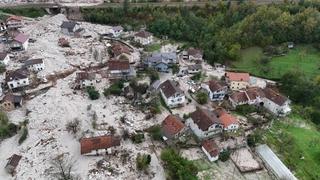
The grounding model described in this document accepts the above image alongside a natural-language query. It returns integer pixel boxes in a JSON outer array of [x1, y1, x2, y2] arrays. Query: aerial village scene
[[0, 1, 319, 180]]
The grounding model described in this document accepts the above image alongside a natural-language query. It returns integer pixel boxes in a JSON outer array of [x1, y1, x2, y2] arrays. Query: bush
[[66, 118, 81, 135], [196, 91, 208, 104], [161, 148, 198, 180], [104, 80, 124, 96], [0, 64, 6, 73], [86, 86, 100, 100], [18, 127, 28, 144], [219, 149, 230, 162], [131, 133, 145, 143], [172, 64, 179, 74], [247, 132, 262, 147], [130, 79, 148, 94], [191, 72, 202, 81], [235, 105, 257, 115], [136, 153, 151, 171], [148, 125, 162, 141], [146, 68, 159, 83]]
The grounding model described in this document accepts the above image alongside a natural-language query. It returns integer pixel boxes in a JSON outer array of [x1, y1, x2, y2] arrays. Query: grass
[[145, 43, 161, 52], [0, 7, 47, 18], [233, 45, 320, 79], [264, 117, 320, 180]]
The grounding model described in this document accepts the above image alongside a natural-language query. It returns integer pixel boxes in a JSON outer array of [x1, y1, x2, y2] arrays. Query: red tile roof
[[190, 107, 221, 131], [230, 91, 248, 104], [202, 140, 219, 157], [108, 60, 130, 71], [161, 115, 185, 138], [80, 135, 120, 155], [226, 72, 250, 82], [214, 108, 238, 128]]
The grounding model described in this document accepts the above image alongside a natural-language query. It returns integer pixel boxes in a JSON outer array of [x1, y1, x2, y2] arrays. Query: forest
[[81, 1, 320, 65]]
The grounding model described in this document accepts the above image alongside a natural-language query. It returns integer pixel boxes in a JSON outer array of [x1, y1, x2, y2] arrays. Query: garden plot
[[231, 148, 262, 173]]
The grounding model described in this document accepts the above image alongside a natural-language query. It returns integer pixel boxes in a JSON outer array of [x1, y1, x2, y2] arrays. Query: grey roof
[[146, 52, 176, 64], [5, 154, 22, 168], [60, 21, 78, 32], [159, 80, 183, 98], [3, 94, 22, 104], [188, 64, 202, 71], [24, 59, 43, 66], [256, 144, 297, 180], [5, 68, 29, 82]]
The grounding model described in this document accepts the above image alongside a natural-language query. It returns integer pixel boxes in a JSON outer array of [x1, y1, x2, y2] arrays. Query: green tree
[[136, 153, 151, 171], [86, 86, 100, 100], [196, 92, 208, 104], [161, 148, 198, 180]]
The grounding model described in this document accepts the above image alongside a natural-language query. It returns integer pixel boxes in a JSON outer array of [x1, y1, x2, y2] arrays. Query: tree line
[[82, 1, 320, 64]]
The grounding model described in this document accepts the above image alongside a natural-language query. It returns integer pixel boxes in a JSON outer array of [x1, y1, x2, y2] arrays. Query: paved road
[[0, 0, 296, 9]]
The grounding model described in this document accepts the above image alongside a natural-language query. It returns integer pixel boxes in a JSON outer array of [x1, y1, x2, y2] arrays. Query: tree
[[123, 0, 129, 15], [136, 153, 151, 171], [51, 154, 77, 180], [171, 64, 179, 74], [219, 149, 230, 162], [148, 125, 162, 141], [66, 118, 81, 135], [161, 148, 198, 180], [104, 80, 124, 96], [86, 86, 100, 100], [196, 91, 208, 104]]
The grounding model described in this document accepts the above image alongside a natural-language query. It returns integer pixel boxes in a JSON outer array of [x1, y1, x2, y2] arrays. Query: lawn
[[145, 43, 161, 52], [264, 119, 320, 180], [0, 7, 47, 18], [233, 45, 320, 80]]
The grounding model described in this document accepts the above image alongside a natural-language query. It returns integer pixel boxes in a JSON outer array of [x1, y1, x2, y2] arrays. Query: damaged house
[[108, 60, 135, 80], [1, 94, 23, 111], [111, 42, 134, 63], [161, 114, 187, 141], [75, 71, 96, 89], [80, 135, 121, 155], [159, 80, 185, 108], [23, 58, 45, 72], [6, 68, 30, 89], [10, 33, 29, 51], [6, 16, 23, 29], [134, 30, 153, 45], [60, 21, 83, 36]]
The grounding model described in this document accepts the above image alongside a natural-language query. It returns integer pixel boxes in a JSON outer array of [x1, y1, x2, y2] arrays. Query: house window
[[23, 81, 26, 84], [10, 84, 13, 88]]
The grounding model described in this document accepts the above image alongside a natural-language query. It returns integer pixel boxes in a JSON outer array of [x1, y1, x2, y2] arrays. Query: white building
[[186, 107, 223, 139], [110, 26, 123, 37], [75, 71, 96, 89], [0, 52, 10, 65], [134, 30, 153, 45], [213, 108, 239, 132], [201, 80, 228, 101], [6, 16, 23, 29], [5, 68, 29, 89], [60, 21, 82, 36], [10, 33, 29, 51], [159, 80, 185, 108], [202, 140, 219, 162], [261, 88, 291, 116], [187, 64, 202, 74], [24, 59, 45, 72], [225, 72, 250, 91]]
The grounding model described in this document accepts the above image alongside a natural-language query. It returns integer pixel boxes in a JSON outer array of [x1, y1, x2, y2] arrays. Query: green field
[[0, 7, 47, 18], [264, 116, 320, 180], [233, 45, 320, 79]]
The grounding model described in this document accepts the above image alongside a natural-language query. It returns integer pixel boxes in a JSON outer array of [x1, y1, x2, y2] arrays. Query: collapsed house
[[60, 21, 83, 36], [108, 60, 135, 80], [134, 30, 153, 45], [75, 71, 96, 89], [0, 93, 23, 111], [5, 154, 22, 175]]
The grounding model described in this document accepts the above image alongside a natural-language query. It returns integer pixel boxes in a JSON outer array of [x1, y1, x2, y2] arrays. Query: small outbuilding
[[5, 154, 22, 175]]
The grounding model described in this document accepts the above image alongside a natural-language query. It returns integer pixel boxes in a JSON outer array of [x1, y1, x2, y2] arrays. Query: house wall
[[7, 78, 29, 89], [189, 55, 203, 61], [202, 84, 226, 101], [7, 20, 22, 29], [27, 63, 45, 72], [154, 63, 169, 72], [160, 90, 185, 108], [186, 118, 222, 139], [224, 123, 239, 131], [188, 69, 200, 74], [80, 79, 95, 88], [111, 29, 123, 37], [228, 96, 248, 107], [134, 36, 153, 45], [22, 41, 29, 50], [230, 81, 249, 91], [0, 55, 10, 65], [201, 146, 219, 162], [262, 98, 291, 116]]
